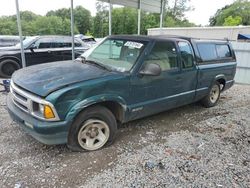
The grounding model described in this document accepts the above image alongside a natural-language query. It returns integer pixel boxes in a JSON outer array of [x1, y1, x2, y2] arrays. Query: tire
[[67, 105, 117, 152], [201, 81, 221, 108], [0, 59, 20, 78]]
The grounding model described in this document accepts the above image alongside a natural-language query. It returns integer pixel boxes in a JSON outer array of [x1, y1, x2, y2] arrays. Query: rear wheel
[[201, 81, 221, 108], [67, 106, 117, 152], [0, 59, 20, 78]]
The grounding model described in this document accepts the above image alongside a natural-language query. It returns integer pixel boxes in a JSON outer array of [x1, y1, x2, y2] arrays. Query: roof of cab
[[107, 35, 229, 44], [108, 34, 191, 42]]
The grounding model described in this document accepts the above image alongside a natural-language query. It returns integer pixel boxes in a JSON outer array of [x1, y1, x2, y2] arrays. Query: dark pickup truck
[[7, 35, 236, 151]]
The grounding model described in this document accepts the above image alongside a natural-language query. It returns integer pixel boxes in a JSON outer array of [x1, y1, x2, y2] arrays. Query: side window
[[197, 43, 217, 61], [216, 44, 232, 58], [178, 41, 194, 69], [34, 38, 53, 49], [52, 37, 71, 48], [145, 41, 178, 71]]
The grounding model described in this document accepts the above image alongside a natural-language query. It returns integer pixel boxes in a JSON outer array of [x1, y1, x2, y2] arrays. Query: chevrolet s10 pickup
[[7, 35, 236, 151]]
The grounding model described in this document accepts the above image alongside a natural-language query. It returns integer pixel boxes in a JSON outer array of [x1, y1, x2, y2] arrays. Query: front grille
[[10, 82, 30, 113]]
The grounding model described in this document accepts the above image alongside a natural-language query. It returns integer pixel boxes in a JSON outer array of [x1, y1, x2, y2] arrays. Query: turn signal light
[[44, 105, 55, 119]]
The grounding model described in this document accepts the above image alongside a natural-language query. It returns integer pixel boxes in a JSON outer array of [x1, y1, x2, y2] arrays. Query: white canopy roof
[[99, 0, 163, 13]]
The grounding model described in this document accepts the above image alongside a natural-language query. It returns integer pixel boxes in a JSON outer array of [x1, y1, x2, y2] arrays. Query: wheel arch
[[0, 56, 21, 66], [214, 74, 226, 91], [65, 95, 127, 124]]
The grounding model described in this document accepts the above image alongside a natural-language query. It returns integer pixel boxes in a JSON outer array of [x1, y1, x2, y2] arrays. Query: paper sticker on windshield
[[124, 41, 144, 49]]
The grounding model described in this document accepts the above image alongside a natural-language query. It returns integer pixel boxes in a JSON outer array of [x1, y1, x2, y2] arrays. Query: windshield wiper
[[84, 59, 112, 72]]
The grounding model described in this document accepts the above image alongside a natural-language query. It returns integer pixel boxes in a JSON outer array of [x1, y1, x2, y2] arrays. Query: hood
[[12, 61, 114, 97]]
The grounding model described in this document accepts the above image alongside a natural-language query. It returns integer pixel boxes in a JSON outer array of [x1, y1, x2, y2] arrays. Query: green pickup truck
[[7, 35, 236, 151]]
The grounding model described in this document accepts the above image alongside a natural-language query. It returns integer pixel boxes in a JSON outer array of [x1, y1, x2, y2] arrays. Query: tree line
[[0, 0, 249, 37], [0, 0, 195, 37], [209, 0, 250, 26]]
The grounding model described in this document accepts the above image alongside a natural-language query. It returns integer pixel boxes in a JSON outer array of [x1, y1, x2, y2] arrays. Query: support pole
[[109, 0, 112, 35], [137, 0, 141, 35], [70, 0, 75, 60], [160, 0, 164, 28], [15, 0, 26, 68]]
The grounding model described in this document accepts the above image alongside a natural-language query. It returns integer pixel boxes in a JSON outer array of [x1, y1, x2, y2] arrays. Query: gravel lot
[[0, 81, 249, 187]]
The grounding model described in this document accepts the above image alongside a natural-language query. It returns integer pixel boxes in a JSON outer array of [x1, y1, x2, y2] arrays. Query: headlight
[[32, 102, 58, 121]]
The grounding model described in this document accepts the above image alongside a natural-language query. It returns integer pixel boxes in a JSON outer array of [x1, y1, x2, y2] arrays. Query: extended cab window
[[197, 43, 232, 62], [197, 43, 217, 61], [178, 41, 194, 69], [145, 41, 178, 71], [216, 44, 231, 58]]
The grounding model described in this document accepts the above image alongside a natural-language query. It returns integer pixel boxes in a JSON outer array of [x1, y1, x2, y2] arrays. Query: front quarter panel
[[45, 74, 130, 122]]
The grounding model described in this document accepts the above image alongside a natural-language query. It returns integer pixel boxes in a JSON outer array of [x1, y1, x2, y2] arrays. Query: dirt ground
[[0, 81, 249, 187]]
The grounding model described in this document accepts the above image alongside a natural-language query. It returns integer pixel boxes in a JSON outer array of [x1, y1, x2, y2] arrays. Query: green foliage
[[85, 30, 93, 36], [93, 10, 109, 38], [112, 7, 137, 35], [210, 0, 250, 26], [46, 6, 91, 34], [0, 1, 195, 37], [141, 13, 159, 34], [32, 16, 78, 35], [74, 6, 92, 35], [164, 14, 195, 27], [223, 16, 243, 26], [0, 17, 18, 35]]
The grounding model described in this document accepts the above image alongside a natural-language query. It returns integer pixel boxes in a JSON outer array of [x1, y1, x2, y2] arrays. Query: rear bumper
[[223, 80, 235, 91], [7, 94, 72, 145]]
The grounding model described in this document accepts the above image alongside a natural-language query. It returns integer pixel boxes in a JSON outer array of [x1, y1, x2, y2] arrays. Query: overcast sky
[[1, 0, 235, 26]]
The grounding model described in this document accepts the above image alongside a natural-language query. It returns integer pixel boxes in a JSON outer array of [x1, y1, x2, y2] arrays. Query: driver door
[[25, 37, 55, 66], [129, 40, 182, 119]]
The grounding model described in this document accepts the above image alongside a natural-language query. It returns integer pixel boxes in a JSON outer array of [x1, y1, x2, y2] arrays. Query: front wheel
[[201, 81, 221, 108], [67, 106, 117, 152]]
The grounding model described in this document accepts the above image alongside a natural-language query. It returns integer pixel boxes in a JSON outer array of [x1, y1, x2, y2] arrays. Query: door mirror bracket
[[28, 43, 37, 52]]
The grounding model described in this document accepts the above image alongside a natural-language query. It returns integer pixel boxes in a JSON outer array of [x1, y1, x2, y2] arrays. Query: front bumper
[[7, 94, 72, 145]]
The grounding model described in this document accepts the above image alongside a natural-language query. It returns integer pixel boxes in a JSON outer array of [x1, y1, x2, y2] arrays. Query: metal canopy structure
[[15, 0, 26, 67], [99, 0, 165, 35], [101, 0, 163, 13], [14, 0, 165, 67]]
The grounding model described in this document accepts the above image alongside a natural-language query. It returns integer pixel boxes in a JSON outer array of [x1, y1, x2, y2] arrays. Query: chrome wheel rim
[[77, 119, 110, 151], [210, 85, 220, 103]]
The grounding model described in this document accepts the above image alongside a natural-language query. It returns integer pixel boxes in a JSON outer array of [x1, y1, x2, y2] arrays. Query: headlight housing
[[10, 81, 60, 121], [31, 102, 59, 121]]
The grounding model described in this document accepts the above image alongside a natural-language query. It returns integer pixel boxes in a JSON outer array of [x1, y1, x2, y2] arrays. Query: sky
[[0, 0, 235, 26]]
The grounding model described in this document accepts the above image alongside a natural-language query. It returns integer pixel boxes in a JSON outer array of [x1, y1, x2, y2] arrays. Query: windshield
[[82, 38, 147, 72], [15, 36, 38, 48]]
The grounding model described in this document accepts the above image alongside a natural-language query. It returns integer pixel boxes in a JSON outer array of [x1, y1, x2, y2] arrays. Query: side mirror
[[139, 63, 161, 76], [28, 43, 37, 52]]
